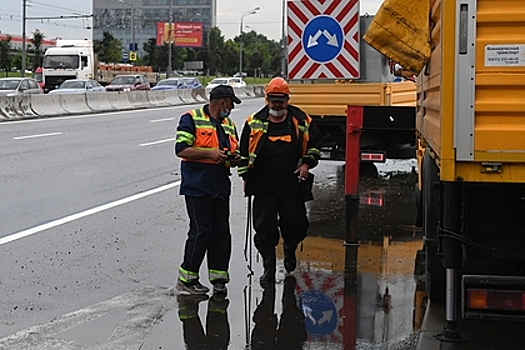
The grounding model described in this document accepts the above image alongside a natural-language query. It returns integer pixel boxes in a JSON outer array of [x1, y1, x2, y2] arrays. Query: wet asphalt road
[[0, 104, 424, 349]]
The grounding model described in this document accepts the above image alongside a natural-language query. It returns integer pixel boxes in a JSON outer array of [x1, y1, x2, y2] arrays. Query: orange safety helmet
[[265, 77, 290, 96]]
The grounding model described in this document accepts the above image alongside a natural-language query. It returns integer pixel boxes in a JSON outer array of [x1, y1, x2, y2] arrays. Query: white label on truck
[[485, 45, 525, 67]]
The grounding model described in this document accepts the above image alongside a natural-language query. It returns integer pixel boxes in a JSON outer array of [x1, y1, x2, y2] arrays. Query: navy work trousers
[[181, 195, 231, 276]]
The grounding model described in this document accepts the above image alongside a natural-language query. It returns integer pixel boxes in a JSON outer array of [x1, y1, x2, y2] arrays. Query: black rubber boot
[[283, 243, 297, 273], [259, 247, 276, 284]]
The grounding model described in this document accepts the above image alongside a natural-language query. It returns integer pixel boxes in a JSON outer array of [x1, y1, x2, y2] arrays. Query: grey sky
[[0, 0, 383, 42]]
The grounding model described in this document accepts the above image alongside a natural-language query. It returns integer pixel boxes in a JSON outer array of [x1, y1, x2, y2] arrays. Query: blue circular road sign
[[302, 15, 344, 63], [300, 290, 338, 337]]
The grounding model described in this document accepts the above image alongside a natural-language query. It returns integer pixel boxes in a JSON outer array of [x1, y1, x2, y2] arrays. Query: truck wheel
[[422, 150, 445, 303]]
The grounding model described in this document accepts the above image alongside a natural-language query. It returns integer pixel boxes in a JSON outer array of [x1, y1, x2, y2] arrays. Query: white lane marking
[[0, 285, 172, 347], [0, 181, 181, 246], [150, 117, 175, 123], [139, 138, 175, 147], [12, 132, 63, 140]]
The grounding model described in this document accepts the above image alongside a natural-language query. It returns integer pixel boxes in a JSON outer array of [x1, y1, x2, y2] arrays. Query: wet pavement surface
[[0, 160, 424, 349], [148, 160, 424, 350]]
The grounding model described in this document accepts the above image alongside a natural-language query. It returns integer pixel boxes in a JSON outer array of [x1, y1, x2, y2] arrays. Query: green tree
[[206, 27, 225, 75], [31, 29, 45, 70], [0, 36, 12, 76], [222, 39, 240, 76], [12, 51, 31, 72], [94, 31, 123, 63], [142, 38, 157, 68]]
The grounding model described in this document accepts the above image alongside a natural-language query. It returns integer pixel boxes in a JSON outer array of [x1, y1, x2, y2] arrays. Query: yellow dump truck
[[287, 15, 417, 160], [367, 0, 525, 334]]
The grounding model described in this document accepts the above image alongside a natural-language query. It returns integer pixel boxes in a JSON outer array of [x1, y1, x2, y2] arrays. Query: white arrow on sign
[[317, 310, 334, 325], [307, 29, 339, 48], [323, 30, 338, 47]]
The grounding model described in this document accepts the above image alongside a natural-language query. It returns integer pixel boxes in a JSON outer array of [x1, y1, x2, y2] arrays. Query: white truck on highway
[[42, 39, 96, 93]]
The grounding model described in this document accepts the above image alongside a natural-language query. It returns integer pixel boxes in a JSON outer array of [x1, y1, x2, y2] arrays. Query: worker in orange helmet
[[238, 77, 322, 284]]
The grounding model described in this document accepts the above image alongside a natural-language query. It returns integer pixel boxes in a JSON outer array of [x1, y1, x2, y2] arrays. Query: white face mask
[[269, 108, 286, 117]]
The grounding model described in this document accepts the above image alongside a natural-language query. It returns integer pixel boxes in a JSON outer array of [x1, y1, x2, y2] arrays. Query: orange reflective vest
[[177, 107, 238, 166]]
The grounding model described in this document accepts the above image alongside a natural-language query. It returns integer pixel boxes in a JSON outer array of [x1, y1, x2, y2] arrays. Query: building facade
[[93, 0, 216, 57]]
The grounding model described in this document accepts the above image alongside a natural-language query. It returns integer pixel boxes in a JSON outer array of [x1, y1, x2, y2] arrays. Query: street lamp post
[[239, 7, 260, 77], [22, 0, 27, 77], [167, 0, 172, 78], [119, 0, 135, 63]]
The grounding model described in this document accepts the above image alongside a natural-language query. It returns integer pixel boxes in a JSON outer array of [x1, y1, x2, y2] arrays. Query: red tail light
[[467, 289, 525, 311], [360, 152, 386, 163]]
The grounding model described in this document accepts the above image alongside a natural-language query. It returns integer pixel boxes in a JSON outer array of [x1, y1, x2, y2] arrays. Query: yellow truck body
[[287, 81, 417, 160], [418, 0, 525, 182], [289, 80, 416, 117]]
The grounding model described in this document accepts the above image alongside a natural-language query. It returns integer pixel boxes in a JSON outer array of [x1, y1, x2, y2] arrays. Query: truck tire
[[422, 149, 445, 303]]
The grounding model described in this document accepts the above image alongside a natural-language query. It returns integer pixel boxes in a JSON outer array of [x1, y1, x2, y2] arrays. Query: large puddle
[[143, 160, 423, 350]]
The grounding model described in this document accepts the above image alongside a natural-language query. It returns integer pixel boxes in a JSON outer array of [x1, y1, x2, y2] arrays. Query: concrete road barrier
[[18, 95, 36, 117], [0, 100, 6, 120], [0, 85, 265, 122], [191, 88, 208, 103], [0, 96, 35, 119], [0, 96, 16, 119], [234, 87, 248, 99], [164, 90, 183, 106], [146, 91, 170, 107], [59, 93, 92, 114], [30, 94, 67, 117], [254, 85, 265, 97], [244, 85, 256, 97], [178, 89, 194, 104], [127, 91, 150, 109], [106, 92, 133, 110], [86, 92, 116, 112]]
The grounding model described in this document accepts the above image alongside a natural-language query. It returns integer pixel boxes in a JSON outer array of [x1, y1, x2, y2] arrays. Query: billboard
[[156, 22, 203, 48]]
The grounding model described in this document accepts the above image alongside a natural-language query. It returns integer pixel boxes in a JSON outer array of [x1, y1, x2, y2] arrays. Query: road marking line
[[150, 118, 175, 123], [139, 138, 175, 147], [12, 132, 63, 140], [0, 285, 172, 347], [0, 181, 181, 246]]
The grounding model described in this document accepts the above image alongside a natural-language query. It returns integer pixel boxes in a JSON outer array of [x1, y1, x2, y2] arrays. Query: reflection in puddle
[[287, 160, 422, 349], [178, 160, 423, 350]]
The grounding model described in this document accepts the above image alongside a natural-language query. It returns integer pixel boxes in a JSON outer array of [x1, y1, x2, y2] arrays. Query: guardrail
[[0, 86, 265, 121]]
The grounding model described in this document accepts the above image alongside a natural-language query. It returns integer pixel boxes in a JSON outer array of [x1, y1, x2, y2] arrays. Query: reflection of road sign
[[301, 290, 338, 336], [129, 51, 137, 61], [122, 52, 129, 62], [296, 270, 344, 341], [288, 0, 360, 80]]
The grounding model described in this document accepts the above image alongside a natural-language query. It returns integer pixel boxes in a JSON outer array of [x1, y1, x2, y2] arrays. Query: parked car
[[206, 77, 246, 89], [151, 77, 203, 91], [105, 74, 150, 92], [0, 77, 43, 96], [48, 79, 106, 94]]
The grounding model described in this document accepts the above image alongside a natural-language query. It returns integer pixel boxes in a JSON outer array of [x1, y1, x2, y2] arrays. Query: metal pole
[[131, 5, 135, 52], [119, 0, 135, 64], [281, 0, 286, 78], [205, 28, 210, 83], [168, 0, 172, 78], [22, 0, 27, 77], [239, 17, 243, 77], [239, 8, 260, 77]]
